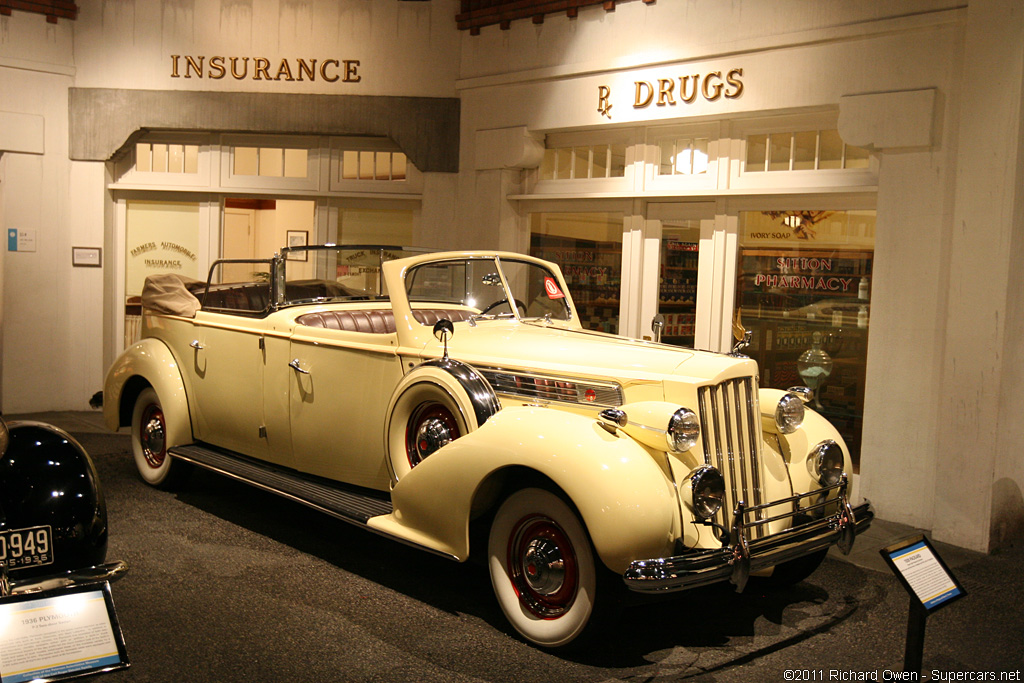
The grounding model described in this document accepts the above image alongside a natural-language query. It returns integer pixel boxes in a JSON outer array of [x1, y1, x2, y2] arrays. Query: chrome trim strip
[[478, 367, 624, 408]]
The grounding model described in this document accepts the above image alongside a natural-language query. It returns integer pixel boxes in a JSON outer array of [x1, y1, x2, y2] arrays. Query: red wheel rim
[[507, 514, 579, 619], [139, 404, 167, 469], [405, 403, 461, 468]]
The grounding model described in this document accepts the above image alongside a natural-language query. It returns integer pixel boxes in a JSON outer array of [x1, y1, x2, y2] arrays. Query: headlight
[[774, 393, 805, 434], [812, 440, 845, 486], [666, 408, 700, 452], [690, 466, 725, 520]]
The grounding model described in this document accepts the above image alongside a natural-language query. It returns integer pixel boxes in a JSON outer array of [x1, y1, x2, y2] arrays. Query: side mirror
[[433, 319, 455, 360], [651, 314, 666, 343]]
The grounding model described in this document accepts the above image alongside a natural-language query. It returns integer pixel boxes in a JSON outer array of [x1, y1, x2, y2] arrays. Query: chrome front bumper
[[1, 561, 128, 597], [624, 477, 873, 593]]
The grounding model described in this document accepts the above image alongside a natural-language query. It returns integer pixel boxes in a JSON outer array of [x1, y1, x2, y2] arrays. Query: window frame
[[220, 134, 322, 192], [329, 137, 423, 194], [729, 114, 878, 191], [529, 129, 639, 195]]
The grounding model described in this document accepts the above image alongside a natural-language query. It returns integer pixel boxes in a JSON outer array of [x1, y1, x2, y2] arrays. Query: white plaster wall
[[72, 0, 460, 97], [934, 0, 1024, 551], [0, 68, 77, 412]]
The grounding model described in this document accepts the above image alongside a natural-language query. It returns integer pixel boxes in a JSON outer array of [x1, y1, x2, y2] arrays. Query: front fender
[[369, 406, 678, 573], [103, 338, 193, 448], [760, 388, 851, 494]]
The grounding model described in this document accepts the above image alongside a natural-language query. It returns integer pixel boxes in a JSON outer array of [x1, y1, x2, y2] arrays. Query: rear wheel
[[488, 488, 597, 648], [131, 387, 190, 489]]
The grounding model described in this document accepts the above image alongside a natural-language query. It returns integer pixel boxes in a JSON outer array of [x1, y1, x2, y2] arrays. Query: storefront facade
[[2, 0, 1023, 554]]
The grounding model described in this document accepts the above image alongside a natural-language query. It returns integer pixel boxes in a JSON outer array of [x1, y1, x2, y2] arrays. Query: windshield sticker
[[544, 277, 565, 300]]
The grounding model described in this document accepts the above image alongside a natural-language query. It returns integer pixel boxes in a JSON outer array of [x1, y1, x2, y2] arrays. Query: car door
[[183, 259, 287, 466], [188, 312, 271, 460], [286, 311, 404, 491]]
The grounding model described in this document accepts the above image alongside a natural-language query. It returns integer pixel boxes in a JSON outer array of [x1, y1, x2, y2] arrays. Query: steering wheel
[[480, 298, 527, 316]]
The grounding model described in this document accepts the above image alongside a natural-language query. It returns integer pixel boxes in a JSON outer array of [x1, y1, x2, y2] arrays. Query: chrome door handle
[[190, 340, 204, 350], [288, 359, 310, 375]]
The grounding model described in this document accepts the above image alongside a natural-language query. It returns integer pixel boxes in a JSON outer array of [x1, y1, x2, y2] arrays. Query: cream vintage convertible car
[[104, 245, 872, 647]]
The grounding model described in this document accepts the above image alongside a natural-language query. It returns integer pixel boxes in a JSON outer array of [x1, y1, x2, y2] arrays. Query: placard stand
[[0, 582, 129, 682], [880, 534, 966, 674]]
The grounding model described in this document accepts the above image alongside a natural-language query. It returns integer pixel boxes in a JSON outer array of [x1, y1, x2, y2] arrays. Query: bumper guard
[[624, 475, 873, 593]]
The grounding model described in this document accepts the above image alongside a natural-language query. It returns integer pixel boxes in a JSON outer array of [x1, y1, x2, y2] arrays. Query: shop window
[[745, 130, 870, 173], [734, 210, 876, 469], [134, 143, 200, 175], [529, 212, 623, 335], [539, 144, 627, 181], [123, 200, 202, 347]]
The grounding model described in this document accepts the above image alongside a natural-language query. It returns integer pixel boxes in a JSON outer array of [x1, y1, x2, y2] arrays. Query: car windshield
[[405, 257, 572, 321], [279, 245, 429, 305]]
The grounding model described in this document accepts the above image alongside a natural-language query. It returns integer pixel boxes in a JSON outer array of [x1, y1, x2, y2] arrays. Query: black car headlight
[[812, 440, 845, 486], [774, 393, 805, 434], [666, 408, 700, 453], [689, 465, 725, 520]]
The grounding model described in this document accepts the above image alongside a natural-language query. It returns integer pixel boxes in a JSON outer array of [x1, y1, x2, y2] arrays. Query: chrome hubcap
[[508, 515, 578, 618], [406, 403, 461, 468], [415, 417, 453, 460], [522, 537, 566, 596], [140, 406, 166, 468]]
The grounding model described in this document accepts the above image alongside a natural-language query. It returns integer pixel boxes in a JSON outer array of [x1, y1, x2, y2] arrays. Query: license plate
[[0, 525, 53, 570]]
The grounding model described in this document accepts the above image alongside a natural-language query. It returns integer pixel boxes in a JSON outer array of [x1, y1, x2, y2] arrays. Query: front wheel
[[131, 387, 190, 489], [488, 488, 597, 648]]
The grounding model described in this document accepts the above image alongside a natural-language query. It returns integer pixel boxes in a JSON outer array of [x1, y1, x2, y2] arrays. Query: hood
[[417, 318, 759, 393]]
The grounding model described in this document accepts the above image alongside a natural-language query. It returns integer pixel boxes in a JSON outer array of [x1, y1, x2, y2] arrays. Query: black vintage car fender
[[0, 417, 126, 594]]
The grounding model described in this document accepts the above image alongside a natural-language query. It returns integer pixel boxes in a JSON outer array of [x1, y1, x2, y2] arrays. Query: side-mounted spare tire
[[384, 357, 500, 483]]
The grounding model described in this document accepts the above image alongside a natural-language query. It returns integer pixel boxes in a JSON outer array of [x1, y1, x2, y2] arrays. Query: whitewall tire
[[131, 387, 189, 489], [488, 487, 597, 648]]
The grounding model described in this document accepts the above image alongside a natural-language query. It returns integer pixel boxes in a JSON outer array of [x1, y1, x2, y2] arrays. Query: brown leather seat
[[296, 308, 478, 333], [296, 310, 397, 334], [412, 309, 477, 326]]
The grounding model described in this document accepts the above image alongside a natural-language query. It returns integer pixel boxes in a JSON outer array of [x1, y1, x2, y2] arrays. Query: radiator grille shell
[[697, 377, 766, 538]]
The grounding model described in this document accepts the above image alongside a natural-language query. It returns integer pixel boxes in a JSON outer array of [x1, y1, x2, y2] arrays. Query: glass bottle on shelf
[[798, 331, 833, 409]]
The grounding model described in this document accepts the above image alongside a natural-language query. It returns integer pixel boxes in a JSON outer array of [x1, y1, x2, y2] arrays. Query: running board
[[169, 443, 393, 525]]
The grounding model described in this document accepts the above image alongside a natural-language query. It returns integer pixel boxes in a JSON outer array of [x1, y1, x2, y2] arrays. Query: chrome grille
[[697, 377, 765, 538], [479, 369, 623, 408]]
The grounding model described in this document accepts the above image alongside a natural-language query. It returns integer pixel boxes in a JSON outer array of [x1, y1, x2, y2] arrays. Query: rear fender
[[369, 406, 679, 573], [103, 338, 193, 448]]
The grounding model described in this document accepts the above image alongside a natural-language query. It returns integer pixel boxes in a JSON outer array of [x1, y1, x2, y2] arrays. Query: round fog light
[[690, 466, 725, 520], [812, 440, 845, 486]]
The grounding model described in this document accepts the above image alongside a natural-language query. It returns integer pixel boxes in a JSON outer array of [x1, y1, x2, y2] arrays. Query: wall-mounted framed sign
[[72, 247, 102, 268]]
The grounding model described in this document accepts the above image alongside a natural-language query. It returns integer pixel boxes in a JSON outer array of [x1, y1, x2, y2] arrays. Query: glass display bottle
[[798, 331, 833, 408]]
